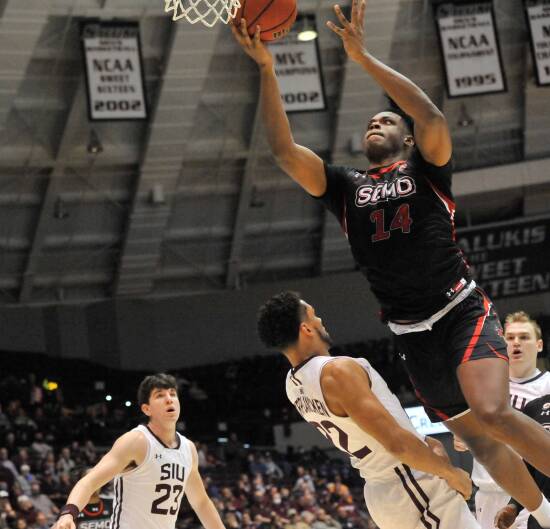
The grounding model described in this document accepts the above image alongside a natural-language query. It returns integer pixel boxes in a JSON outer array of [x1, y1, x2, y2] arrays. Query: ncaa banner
[[525, 0, 550, 86], [434, 2, 506, 97], [82, 23, 148, 121], [457, 215, 550, 299], [271, 30, 326, 113]]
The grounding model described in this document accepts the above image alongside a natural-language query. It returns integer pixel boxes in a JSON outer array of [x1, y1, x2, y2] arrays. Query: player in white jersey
[[257, 291, 479, 529], [454, 312, 550, 529], [52, 374, 226, 529]]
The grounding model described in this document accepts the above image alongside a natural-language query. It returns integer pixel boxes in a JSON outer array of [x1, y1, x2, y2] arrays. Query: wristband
[[58, 504, 80, 521]]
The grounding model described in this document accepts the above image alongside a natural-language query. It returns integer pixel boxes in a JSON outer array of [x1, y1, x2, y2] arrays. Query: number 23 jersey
[[111, 425, 193, 529], [286, 355, 424, 482], [318, 148, 471, 322]]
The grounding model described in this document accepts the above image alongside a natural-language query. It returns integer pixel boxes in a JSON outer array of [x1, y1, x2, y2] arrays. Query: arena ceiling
[[0, 0, 548, 305]]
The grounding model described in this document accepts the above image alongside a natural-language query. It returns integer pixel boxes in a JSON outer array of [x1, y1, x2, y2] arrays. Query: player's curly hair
[[257, 291, 307, 350], [137, 373, 178, 407]]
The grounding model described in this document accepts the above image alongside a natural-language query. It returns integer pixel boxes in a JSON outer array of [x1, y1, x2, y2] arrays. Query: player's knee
[[473, 404, 515, 439], [462, 436, 495, 464]]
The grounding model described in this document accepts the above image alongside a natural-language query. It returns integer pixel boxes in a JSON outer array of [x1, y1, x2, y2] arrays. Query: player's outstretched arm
[[51, 431, 147, 529], [327, 0, 451, 166], [185, 443, 226, 529], [231, 21, 326, 196], [320, 359, 472, 499]]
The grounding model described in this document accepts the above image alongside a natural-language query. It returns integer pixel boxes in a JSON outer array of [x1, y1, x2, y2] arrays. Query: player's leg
[[445, 411, 543, 512], [457, 357, 550, 477], [446, 289, 550, 477]]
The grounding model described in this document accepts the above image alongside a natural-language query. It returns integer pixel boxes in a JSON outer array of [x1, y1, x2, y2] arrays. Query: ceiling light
[[87, 129, 103, 155], [457, 103, 474, 128], [298, 16, 318, 42]]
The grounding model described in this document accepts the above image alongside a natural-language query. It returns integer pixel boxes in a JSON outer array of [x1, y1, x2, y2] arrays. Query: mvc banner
[[456, 216, 550, 299], [271, 30, 326, 113], [525, 0, 550, 86], [82, 23, 148, 121], [434, 1, 506, 97]]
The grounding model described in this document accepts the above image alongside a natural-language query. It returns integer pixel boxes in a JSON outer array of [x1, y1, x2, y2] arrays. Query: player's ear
[[141, 403, 151, 417], [537, 339, 543, 353], [404, 135, 415, 147]]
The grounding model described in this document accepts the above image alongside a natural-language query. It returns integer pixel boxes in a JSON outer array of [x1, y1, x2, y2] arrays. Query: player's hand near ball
[[231, 20, 273, 69], [494, 504, 518, 529], [326, 0, 368, 63]]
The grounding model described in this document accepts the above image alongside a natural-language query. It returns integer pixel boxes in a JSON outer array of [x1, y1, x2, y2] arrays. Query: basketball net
[[164, 0, 240, 27]]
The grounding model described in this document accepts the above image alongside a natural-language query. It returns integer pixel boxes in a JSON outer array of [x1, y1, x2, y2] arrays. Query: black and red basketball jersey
[[318, 148, 471, 321]]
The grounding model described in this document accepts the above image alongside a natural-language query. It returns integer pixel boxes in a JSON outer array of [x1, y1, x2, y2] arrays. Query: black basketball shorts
[[394, 288, 509, 423]]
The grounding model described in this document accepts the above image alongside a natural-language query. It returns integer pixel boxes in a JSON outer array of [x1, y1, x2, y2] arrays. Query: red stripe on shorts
[[461, 294, 490, 364], [414, 389, 449, 421], [487, 342, 509, 362]]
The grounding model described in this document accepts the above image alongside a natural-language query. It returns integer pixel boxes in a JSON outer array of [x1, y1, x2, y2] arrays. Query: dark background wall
[[1, 271, 549, 370]]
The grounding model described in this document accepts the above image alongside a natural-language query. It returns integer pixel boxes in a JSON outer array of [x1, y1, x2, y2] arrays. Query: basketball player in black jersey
[[232, 0, 550, 525]]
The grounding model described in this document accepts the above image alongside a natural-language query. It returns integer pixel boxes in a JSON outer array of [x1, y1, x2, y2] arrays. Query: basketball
[[234, 0, 297, 41]]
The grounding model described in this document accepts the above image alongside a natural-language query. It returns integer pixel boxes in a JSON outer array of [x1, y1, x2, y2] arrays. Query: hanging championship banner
[[525, 0, 550, 86], [434, 2, 506, 97], [82, 23, 148, 121], [271, 27, 326, 113], [457, 215, 550, 299]]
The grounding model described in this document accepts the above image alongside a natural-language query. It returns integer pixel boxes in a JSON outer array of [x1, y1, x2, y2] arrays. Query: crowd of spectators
[[0, 342, 394, 529], [0, 406, 378, 529], [178, 445, 377, 529], [1, 323, 548, 529]]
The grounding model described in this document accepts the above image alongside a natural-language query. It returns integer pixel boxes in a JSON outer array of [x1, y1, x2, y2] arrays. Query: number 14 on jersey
[[370, 204, 412, 242]]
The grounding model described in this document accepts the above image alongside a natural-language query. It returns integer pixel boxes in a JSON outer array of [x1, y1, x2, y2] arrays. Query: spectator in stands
[[0, 448, 18, 479], [21, 464, 36, 483], [38, 470, 58, 497], [189, 381, 208, 401], [55, 473, 73, 500], [294, 466, 315, 494], [56, 448, 74, 475], [30, 433, 51, 461], [312, 508, 342, 529], [263, 452, 284, 479], [0, 406, 10, 433], [0, 490, 16, 528], [28, 482, 58, 523], [284, 509, 309, 529], [16, 495, 38, 525], [15, 518, 28, 529], [30, 511, 49, 529], [40, 453, 56, 477]]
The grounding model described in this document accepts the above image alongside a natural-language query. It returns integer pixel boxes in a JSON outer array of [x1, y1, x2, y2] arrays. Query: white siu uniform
[[472, 370, 550, 529], [286, 355, 479, 529], [111, 425, 193, 529]]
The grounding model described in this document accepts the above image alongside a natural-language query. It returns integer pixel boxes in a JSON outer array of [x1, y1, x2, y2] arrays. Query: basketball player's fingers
[[358, 0, 367, 25], [230, 23, 245, 44], [350, 0, 358, 24], [240, 18, 253, 47], [326, 20, 344, 37], [333, 5, 352, 29], [254, 26, 262, 45]]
